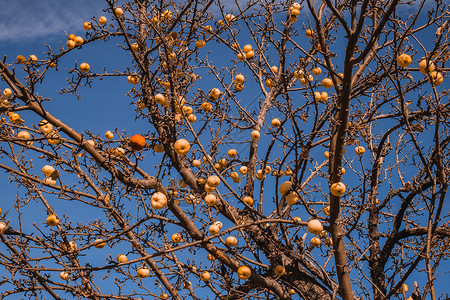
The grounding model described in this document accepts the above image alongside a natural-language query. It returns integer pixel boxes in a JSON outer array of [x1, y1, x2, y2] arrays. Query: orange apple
[[307, 219, 323, 234], [74, 36, 83, 46], [305, 29, 313, 38], [160, 293, 169, 299], [429, 71, 443, 86], [17, 130, 32, 146], [243, 44, 253, 53], [274, 265, 285, 276], [66, 40, 76, 49], [228, 149, 237, 158], [214, 221, 223, 229], [237, 266, 251, 279], [323, 206, 330, 216], [330, 182, 346, 196], [105, 131, 114, 140], [245, 50, 255, 59], [235, 73, 245, 83], [325, 237, 333, 247], [129, 134, 146, 151], [127, 75, 140, 84], [192, 159, 201, 167]]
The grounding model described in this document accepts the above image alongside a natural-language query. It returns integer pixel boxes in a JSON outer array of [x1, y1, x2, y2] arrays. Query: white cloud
[[0, 0, 104, 43]]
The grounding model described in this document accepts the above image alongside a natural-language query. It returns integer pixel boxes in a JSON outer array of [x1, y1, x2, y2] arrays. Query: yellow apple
[[279, 181, 292, 195], [271, 118, 281, 127], [320, 92, 329, 103], [305, 29, 313, 38], [225, 236, 237, 246], [0, 222, 6, 234], [237, 266, 251, 279], [151, 192, 167, 210], [17, 130, 32, 146], [42, 165, 55, 177], [235, 73, 245, 83], [204, 194, 217, 206], [46, 214, 59, 226], [66, 40, 76, 49], [16, 55, 26, 64], [29, 55, 38, 63], [214, 221, 223, 229], [324, 206, 330, 216], [207, 175, 220, 187], [307, 219, 323, 234], [397, 54, 412, 67], [239, 166, 248, 175], [293, 216, 302, 223], [201, 101, 212, 112], [286, 191, 299, 205], [243, 44, 253, 53], [74, 36, 83, 46], [3, 88, 12, 98], [312, 67, 322, 75], [322, 78, 333, 88], [251, 130, 260, 140], [79, 63, 90, 73], [174, 139, 191, 155], [83, 22, 92, 30], [228, 149, 237, 158], [137, 267, 149, 278], [330, 182, 346, 196], [429, 71, 443, 86], [200, 270, 211, 282], [172, 233, 183, 243], [116, 254, 128, 263], [355, 146, 365, 156], [94, 238, 106, 249], [154, 93, 166, 106], [99, 16, 107, 25], [204, 183, 215, 192], [105, 131, 114, 140], [245, 50, 255, 58], [60, 271, 70, 281], [208, 224, 220, 234], [39, 120, 53, 134], [419, 59, 435, 74], [115, 7, 124, 17], [310, 237, 321, 247], [243, 196, 253, 205], [160, 293, 169, 299], [324, 151, 330, 159], [256, 169, 265, 181]]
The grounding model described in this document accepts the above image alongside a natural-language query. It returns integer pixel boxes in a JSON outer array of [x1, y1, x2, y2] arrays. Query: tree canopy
[[0, 0, 449, 299]]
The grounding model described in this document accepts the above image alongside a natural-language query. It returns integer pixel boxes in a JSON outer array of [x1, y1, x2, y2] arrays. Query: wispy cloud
[[0, 0, 105, 44]]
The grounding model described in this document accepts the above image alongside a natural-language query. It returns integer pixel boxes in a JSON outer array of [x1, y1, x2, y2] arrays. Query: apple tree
[[0, 0, 449, 299]]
